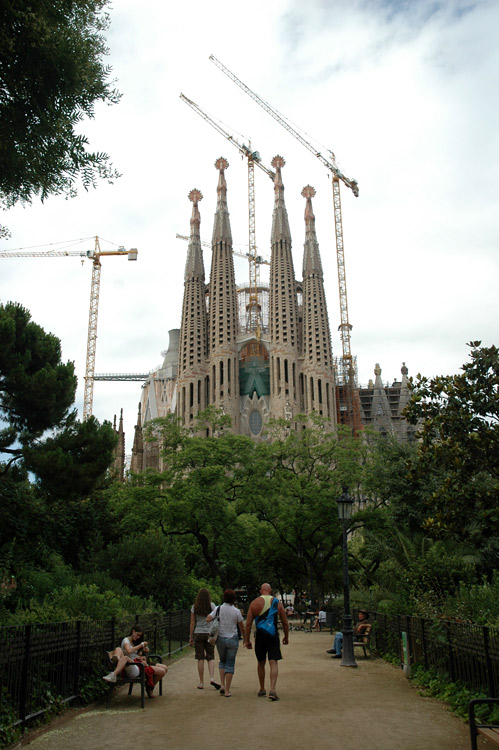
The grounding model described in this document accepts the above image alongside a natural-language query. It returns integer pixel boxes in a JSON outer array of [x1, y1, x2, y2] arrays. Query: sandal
[[197, 684, 204, 689], [219, 688, 225, 695], [210, 680, 221, 690], [268, 691, 280, 701], [258, 690, 266, 697], [224, 692, 232, 697]]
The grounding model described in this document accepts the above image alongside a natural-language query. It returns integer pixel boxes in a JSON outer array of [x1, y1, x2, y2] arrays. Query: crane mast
[[180, 93, 274, 334], [1, 236, 137, 421], [209, 55, 360, 429]]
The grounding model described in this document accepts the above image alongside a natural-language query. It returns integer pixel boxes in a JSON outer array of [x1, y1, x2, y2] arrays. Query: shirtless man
[[245, 583, 289, 701]]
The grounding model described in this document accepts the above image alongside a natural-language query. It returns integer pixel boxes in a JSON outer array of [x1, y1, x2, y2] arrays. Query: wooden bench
[[353, 630, 372, 658], [105, 653, 164, 709], [469, 698, 499, 749]]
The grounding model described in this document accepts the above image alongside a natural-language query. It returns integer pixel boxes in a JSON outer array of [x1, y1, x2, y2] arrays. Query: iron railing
[[318, 607, 498, 696], [368, 611, 499, 697], [0, 610, 190, 731]]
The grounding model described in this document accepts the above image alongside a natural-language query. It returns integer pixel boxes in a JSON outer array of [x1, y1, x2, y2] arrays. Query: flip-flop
[[269, 691, 280, 701], [219, 688, 225, 695], [210, 680, 221, 690], [258, 690, 266, 697], [224, 693, 232, 697], [197, 684, 204, 689]]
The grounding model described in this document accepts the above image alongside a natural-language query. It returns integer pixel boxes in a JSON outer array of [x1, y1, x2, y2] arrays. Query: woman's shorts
[[194, 632, 215, 660]]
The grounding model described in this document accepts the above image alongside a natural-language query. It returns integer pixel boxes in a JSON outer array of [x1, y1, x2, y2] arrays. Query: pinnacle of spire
[[270, 155, 291, 243], [184, 188, 205, 280], [212, 157, 232, 245], [188, 188, 202, 238], [302, 184, 322, 276]]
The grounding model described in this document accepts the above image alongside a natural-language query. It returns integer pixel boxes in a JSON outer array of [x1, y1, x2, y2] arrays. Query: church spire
[[212, 157, 232, 245], [207, 157, 239, 430], [184, 189, 204, 280], [302, 185, 323, 276], [176, 188, 209, 428], [270, 155, 291, 244], [300, 185, 335, 421], [268, 155, 300, 421]]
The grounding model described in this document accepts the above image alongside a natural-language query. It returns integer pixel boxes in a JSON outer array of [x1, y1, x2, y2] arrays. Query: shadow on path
[[26, 629, 479, 750]]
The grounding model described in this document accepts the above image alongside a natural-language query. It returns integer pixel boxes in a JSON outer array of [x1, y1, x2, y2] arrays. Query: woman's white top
[[121, 636, 141, 657], [210, 603, 243, 638]]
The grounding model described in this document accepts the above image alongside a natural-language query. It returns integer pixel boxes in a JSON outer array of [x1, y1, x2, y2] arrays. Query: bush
[[93, 531, 190, 609], [3, 583, 159, 625]]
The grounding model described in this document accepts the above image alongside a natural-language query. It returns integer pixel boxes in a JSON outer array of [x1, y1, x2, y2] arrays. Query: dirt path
[[25, 628, 489, 750]]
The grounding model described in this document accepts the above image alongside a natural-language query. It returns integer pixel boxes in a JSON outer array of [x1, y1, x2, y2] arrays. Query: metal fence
[[360, 610, 499, 697], [0, 610, 190, 731]]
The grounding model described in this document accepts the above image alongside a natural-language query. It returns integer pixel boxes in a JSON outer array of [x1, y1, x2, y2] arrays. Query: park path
[[25, 628, 491, 750]]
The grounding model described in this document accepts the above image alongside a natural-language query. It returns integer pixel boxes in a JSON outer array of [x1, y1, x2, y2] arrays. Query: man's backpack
[[256, 597, 279, 637]]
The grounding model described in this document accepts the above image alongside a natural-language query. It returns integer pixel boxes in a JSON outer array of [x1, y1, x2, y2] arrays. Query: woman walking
[[207, 589, 245, 697], [189, 588, 220, 690]]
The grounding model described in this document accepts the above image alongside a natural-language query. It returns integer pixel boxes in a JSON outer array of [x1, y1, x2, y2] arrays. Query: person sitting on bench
[[103, 624, 167, 697], [326, 610, 370, 657]]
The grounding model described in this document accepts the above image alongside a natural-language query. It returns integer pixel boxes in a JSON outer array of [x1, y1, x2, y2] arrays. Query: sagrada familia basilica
[[111, 155, 415, 476]]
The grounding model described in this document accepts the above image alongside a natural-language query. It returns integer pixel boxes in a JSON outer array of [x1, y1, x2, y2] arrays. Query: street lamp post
[[337, 488, 357, 668]]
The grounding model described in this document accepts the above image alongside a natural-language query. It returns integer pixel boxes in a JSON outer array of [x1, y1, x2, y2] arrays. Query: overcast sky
[[2, 0, 498, 453]]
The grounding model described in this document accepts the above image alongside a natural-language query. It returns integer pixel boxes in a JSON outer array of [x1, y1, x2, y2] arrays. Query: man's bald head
[[260, 583, 272, 595]]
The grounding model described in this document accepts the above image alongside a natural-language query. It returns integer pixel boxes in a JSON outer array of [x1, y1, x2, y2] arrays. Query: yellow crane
[[209, 55, 361, 430], [180, 93, 274, 334], [0, 236, 137, 420]]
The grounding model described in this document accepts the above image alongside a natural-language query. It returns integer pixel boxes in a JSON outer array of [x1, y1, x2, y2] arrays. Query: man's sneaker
[[326, 649, 335, 654], [102, 672, 117, 683]]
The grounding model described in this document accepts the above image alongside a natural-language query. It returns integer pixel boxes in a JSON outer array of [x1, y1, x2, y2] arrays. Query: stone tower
[[176, 188, 209, 428], [300, 185, 336, 421], [268, 156, 301, 421], [206, 158, 240, 429]]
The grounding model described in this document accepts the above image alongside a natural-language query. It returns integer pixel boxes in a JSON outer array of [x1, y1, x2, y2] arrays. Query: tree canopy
[[0, 0, 120, 215], [405, 341, 499, 547]]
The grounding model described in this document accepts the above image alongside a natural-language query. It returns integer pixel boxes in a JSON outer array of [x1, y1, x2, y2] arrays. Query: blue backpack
[[256, 597, 279, 636]]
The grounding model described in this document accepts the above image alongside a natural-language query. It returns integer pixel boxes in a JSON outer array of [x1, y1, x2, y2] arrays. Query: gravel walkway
[[24, 628, 487, 750]]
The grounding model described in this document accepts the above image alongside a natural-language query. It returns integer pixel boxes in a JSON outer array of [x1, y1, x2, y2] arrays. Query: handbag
[[256, 597, 279, 637], [208, 606, 221, 645]]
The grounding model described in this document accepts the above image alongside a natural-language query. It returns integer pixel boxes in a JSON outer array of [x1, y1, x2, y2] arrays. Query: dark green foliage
[[0, 302, 76, 460], [0, 0, 120, 209], [409, 664, 499, 723], [94, 532, 190, 610], [24, 414, 117, 498], [405, 342, 499, 545]]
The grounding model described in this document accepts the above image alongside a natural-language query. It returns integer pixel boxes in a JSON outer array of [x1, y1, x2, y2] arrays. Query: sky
[[1, 0, 498, 454]]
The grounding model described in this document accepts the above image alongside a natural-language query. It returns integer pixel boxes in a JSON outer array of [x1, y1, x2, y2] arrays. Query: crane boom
[[175, 234, 270, 265], [180, 94, 275, 182], [0, 249, 93, 259], [209, 55, 359, 197]]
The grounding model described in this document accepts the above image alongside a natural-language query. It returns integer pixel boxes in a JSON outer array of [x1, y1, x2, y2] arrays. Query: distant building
[[358, 362, 417, 441]]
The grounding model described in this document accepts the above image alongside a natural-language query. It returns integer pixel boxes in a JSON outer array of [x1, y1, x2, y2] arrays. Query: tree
[[114, 411, 259, 589], [0, 302, 76, 469], [0, 0, 120, 217], [247, 415, 367, 601], [405, 342, 499, 555], [0, 302, 118, 579]]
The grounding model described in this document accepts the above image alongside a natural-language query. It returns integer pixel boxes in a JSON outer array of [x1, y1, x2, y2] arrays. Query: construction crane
[[209, 55, 361, 431], [180, 93, 274, 334], [175, 233, 270, 267], [0, 236, 137, 420]]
